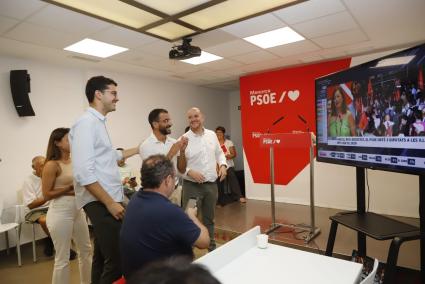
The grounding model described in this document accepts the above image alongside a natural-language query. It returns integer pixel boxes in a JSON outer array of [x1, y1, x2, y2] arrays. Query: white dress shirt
[[22, 174, 49, 208], [69, 107, 123, 209], [182, 128, 227, 182], [140, 133, 179, 185]]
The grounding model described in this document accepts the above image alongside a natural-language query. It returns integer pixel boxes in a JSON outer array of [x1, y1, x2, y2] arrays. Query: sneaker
[[69, 249, 77, 260]]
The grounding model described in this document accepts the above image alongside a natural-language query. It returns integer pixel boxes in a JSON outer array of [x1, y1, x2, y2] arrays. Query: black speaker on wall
[[10, 70, 35, 116]]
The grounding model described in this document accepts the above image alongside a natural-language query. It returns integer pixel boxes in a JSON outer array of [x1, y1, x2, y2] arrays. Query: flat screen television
[[315, 43, 425, 174]]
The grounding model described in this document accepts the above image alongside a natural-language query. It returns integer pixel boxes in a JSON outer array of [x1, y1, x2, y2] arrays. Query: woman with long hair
[[328, 87, 356, 137], [42, 127, 92, 284]]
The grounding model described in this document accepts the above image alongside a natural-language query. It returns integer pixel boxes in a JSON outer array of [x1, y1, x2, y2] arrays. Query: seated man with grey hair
[[22, 156, 53, 256], [120, 154, 210, 280], [23, 155, 77, 259]]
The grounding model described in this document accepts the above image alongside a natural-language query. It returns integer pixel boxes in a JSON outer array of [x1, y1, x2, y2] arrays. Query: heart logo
[[288, 90, 300, 101]]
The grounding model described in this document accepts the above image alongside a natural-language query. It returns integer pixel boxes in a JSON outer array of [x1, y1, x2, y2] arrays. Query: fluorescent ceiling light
[[135, 0, 209, 15], [180, 0, 296, 30], [45, 0, 302, 42], [181, 51, 223, 65], [243, 27, 304, 49], [147, 22, 194, 40], [51, 0, 161, 28], [64, 38, 128, 58], [374, 55, 415, 67]]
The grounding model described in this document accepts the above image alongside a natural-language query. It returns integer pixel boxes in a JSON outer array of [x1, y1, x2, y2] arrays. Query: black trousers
[[217, 167, 242, 205], [84, 201, 122, 284]]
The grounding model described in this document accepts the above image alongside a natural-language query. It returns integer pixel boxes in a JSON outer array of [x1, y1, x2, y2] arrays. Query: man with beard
[[140, 109, 188, 197]]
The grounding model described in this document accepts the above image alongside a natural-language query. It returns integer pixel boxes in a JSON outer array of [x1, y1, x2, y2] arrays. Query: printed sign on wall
[[240, 58, 352, 185]]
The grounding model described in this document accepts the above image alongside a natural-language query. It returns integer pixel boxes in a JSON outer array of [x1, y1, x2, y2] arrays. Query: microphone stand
[[265, 116, 285, 233], [296, 115, 321, 242], [265, 115, 320, 243]]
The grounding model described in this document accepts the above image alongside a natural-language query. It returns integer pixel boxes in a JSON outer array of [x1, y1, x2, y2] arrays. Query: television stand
[[325, 212, 420, 284], [324, 168, 423, 284]]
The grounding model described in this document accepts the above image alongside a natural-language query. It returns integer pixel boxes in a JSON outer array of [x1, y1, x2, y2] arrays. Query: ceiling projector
[[169, 38, 201, 60]]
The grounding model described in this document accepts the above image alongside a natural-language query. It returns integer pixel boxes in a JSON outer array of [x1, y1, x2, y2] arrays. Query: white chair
[[360, 258, 379, 284], [16, 189, 41, 262], [0, 200, 25, 266]]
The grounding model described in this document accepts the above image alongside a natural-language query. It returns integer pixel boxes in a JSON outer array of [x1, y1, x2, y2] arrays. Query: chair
[[360, 258, 379, 284], [23, 210, 43, 262], [16, 189, 41, 262], [0, 199, 25, 266]]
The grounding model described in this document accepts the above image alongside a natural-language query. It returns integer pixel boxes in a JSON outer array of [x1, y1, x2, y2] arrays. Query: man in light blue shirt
[[69, 76, 139, 284]]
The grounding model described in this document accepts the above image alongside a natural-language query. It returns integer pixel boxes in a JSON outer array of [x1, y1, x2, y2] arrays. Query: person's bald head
[[32, 156, 45, 177], [187, 107, 204, 133], [187, 107, 201, 115]]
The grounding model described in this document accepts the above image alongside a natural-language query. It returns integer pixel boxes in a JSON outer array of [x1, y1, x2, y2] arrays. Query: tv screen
[[315, 43, 425, 174]]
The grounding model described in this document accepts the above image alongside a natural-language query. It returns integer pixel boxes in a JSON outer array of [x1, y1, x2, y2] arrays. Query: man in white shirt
[[177, 107, 227, 251], [22, 156, 54, 256], [139, 109, 188, 204], [70, 76, 139, 284]]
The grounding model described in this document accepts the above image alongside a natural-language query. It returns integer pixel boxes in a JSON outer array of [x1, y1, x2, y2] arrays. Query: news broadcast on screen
[[315, 43, 425, 174]]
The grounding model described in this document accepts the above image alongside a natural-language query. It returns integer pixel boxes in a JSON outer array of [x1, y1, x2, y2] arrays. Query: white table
[[196, 226, 362, 284]]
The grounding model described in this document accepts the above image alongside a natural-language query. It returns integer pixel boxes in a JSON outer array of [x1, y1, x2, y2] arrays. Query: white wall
[[234, 49, 421, 218], [0, 55, 229, 249], [228, 90, 243, 170]]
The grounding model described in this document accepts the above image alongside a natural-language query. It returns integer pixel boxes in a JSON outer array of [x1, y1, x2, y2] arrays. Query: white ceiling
[[0, 0, 424, 91]]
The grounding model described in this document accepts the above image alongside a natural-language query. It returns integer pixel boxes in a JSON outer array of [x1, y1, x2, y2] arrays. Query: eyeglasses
[[101, 89, 117, 97]]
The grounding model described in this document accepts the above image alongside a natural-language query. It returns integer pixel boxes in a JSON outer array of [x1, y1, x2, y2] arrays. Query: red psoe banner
[[240, 59, 352, 185]]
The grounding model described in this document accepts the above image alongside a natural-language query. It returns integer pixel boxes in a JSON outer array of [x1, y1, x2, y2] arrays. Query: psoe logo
[[251, 132, 262, 138], [249, 89, 300, 106]]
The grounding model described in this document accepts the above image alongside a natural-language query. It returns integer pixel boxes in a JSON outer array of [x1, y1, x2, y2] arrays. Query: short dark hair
[[215, 126, 225, 133], [141, 154, 175, 189], [127, 256, 221, 284], [85, 76, 117, 103], [148, 108, 168, 129]]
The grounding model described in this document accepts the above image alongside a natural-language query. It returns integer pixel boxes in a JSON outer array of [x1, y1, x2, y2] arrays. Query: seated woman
[[215, 126, 246, 206]]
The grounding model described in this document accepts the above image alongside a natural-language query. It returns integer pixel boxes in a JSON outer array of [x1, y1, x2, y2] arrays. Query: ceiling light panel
[[146, 22, 195, 40], [243, 27, 304, 48], [181, 51, 223, 65], [180, 0, 296, 30], [64, 38, 128, 58], [50, 0, 161, 28], [135, 0, 209, 15]]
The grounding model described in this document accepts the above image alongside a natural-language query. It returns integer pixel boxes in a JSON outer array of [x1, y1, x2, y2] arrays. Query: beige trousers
[[46, 196, 92, 284]]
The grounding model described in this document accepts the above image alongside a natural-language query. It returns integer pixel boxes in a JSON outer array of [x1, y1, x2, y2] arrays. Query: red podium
[[259, 132, 320, 243]]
